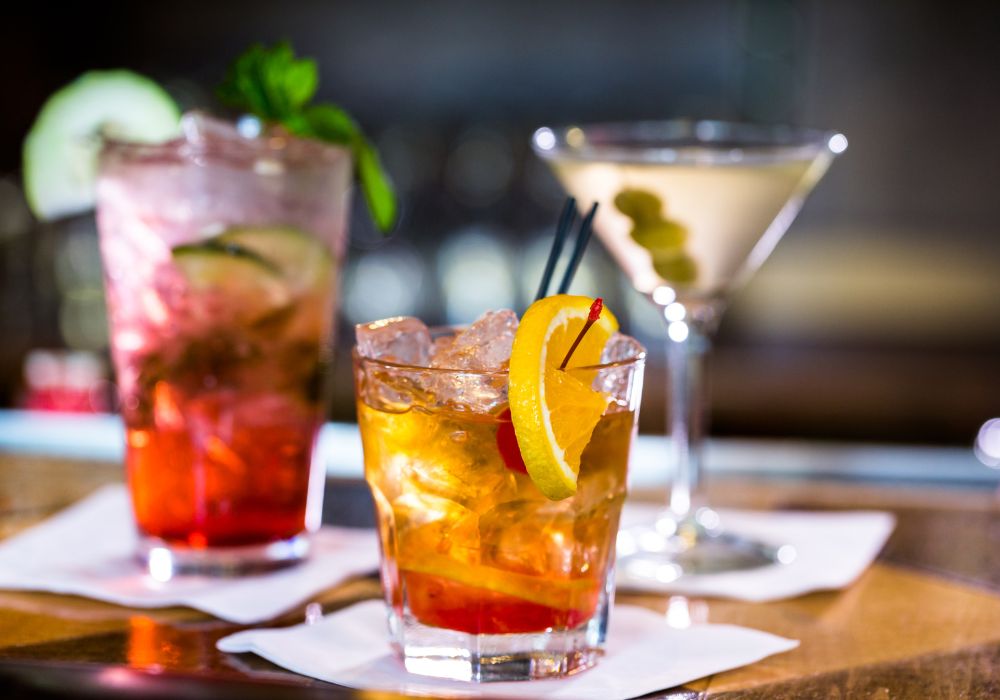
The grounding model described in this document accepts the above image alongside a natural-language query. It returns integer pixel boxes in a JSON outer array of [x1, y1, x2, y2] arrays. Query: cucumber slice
[[24, 70, 180, 220], [215, 226, 335, 292], [172, 242, 292, 324]]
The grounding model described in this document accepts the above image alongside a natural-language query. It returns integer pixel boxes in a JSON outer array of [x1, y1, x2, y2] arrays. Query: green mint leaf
[[303, 104, 359, 143], [258, 44, 292, 117], [355, 137, 397, 233], [283, 59, 318, 111], [217, 41, 317, 121], [219, 42, 397, 234], [217, 45, 271, 117], [301, 105, 396, 232], [279, 112, 312, 138]]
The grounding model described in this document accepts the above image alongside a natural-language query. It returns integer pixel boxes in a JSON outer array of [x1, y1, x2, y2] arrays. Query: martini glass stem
[[663, 311, 711, 526]]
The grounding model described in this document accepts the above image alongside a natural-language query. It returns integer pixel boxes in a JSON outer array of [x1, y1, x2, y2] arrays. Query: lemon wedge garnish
[[508, 295, 618, 500]]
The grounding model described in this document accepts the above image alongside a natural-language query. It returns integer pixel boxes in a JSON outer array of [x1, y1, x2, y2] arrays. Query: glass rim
[[99, 111, 351, 171], [353, 327, 646, 376], [531, 118, 847, 166]]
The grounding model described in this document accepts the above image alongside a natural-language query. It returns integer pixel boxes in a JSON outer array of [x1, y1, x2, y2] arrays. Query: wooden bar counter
[[1, 449, 999, 699]]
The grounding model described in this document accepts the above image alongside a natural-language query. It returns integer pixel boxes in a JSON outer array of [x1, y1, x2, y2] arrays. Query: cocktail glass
[[354, 318, 644, 681], [533, 120, 845, 577], [96, 113, 352, 576]]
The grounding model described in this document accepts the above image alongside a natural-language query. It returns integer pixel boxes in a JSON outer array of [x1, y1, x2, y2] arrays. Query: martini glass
[[532, 120, 845, 577]]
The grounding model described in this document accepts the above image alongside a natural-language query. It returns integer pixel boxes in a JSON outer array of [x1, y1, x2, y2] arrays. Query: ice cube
[[594, 333, 646, 401], [181, 111, 246, 147], [427, 310, 517, 412], [180, 111, 349, 169], [479, 500, 578, 577], [392, 492, 481, 565], [431, 309, 518, 371], [356, 316, 432, 366], [431, 335, 454, 359], [403, 448, 518, 513], [601, 332, 645, 363], [356, 365, 432, 413], [429, 372, 508, 413]]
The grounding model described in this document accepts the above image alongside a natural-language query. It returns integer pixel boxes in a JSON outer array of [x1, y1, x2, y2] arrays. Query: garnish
[[508, 295, 618, 500], [22, 71, 181, 220], [558, 297, 603, 370], [496, 407, 529, 474], [614, 189, 696, 284], [498, 297, 604, 476], [217, 42, 397, 233]]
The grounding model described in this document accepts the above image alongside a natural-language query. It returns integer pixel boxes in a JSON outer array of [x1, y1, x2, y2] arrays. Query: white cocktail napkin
[[217, 599, 798, 698], [617, 503, 895, 601], [0, 485, 379, 624]]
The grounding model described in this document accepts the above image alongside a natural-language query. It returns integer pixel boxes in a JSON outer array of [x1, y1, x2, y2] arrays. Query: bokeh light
[[975, 418, 1000, 469], [438, 229, 515, 323], [343, 245, 426, 324]]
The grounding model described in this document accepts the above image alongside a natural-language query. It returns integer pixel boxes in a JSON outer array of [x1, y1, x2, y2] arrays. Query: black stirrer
[[556, 201, 598, 294], [534, 197, 577, 302]]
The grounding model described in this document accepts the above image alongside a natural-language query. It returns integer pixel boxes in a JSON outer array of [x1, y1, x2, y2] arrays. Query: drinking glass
[[354, 327, 644, 681], [96, 113, 352, 576], [533, 120, 845, 577]]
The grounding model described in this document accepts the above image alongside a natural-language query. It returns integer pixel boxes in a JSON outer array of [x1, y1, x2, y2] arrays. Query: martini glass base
[[618, 512, 782, 581]]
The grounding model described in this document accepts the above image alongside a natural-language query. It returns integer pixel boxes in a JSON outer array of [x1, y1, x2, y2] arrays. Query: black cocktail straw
[[556, 202, 598, 294], [534, 198, 577, 302]]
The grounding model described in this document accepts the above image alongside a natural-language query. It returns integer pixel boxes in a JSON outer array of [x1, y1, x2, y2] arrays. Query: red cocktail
[[97, 113, 351, 573]]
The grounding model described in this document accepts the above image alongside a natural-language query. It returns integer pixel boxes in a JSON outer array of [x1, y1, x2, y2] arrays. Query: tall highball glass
[[96, 114, 352, 576]]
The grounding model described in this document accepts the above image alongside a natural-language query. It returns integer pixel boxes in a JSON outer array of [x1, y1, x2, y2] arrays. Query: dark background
[[1, 0, 998, 444]]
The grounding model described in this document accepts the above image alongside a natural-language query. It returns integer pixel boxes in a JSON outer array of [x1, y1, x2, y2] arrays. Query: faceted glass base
[[387, 594, 610, 682], [137, 532, 310, 580], [618, 509, 785, 581]]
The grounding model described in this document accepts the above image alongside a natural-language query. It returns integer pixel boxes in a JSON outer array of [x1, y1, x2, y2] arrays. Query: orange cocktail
[[360, 402, 634, 635], [355, 302, 644, 681]]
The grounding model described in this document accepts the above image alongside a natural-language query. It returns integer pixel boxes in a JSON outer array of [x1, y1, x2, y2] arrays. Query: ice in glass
[[96, 113, 352, 573], [354, 309, 644, 681]]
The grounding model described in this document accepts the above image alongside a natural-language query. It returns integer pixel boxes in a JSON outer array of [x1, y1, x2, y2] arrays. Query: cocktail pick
[[559, 297, 603, 370]]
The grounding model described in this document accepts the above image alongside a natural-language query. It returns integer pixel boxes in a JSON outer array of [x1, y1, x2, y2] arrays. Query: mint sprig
[[218, 42, 397, 233]]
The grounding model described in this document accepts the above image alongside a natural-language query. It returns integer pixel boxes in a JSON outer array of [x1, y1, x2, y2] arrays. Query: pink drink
[[96, 114, 351, 570]]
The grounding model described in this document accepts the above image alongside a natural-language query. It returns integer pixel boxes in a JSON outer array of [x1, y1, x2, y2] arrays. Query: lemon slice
[[399, 553, 599, 611], [508, 295, 618, 500]]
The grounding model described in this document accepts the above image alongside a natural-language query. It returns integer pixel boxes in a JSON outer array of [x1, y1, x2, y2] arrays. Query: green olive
[[652, 251, 698, 285], [613, 189, 663, 224], [630, 220, 687, 251]]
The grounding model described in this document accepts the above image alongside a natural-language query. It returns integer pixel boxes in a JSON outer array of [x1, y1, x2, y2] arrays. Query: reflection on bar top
[[0, 409, 990, 489]]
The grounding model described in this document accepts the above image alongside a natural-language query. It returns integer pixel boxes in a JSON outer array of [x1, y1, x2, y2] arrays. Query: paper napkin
[[218, 599, 798, 698], [617, 503, 895, 601], [0, 485, 379, 624]]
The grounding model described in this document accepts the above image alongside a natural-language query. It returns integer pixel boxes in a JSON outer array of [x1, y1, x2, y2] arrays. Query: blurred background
[[0, 0, 997, 445]]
